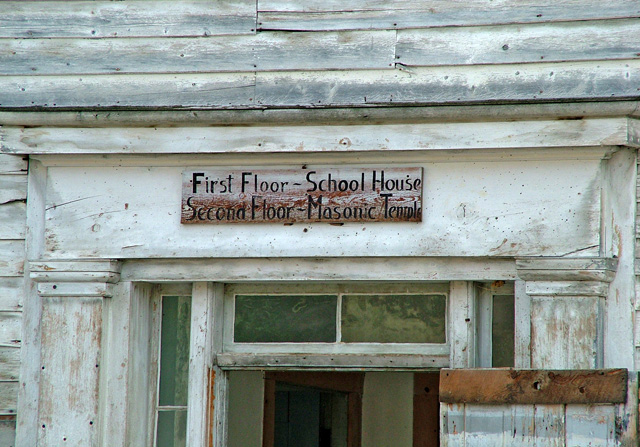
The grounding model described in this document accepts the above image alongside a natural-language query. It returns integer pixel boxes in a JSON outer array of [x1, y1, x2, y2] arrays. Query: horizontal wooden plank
[[0, 312, 21, 347], [0, 175, 27, 205], [258, 0, 640, 30], [216, 353, 449, 370], [397, 19, 640, 67], [0, 0, 257, 38], [0, 277, 23, 312], [439, 369, 628, 404], [0, 381, 18, 413], [0, 347, 19, 381], [0, 201, 26, 240], [0, 155, 27, 175], [1, 60, 638, 110], [122, 257, 517, 282], [254, 61, 640, 108], [525, 281, 610, 297], [0, 118, 628, 155], [0, 73, 256, 109], [0, 417, 16, 446], [0, 31, 396, 75], [0, 241, 24, 277]]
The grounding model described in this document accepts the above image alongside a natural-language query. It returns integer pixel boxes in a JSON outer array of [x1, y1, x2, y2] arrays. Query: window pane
[[341, 294, 446, 343], [159, 296, 191, 406], [156, 410, 187, 447], [492, 294, 515, 367], [234, 295, 337, 342]]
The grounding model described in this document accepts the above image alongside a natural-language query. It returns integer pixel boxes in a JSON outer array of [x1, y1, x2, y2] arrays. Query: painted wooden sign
[[181, 167, 423, 224]]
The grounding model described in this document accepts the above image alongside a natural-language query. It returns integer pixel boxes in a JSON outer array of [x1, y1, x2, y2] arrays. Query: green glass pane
[[492, 294, 515, 367], [341, 294, 446, 343], [234, 295, 337, 342], [159, 296, 191, 407], [156, 410, 187, 447]]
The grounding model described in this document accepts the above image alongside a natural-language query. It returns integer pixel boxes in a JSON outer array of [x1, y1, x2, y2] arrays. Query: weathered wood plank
[[439, 369, 628, 404], [0, 277, 23, 312], [258, 0, 640, 30], [38, 297, 102, 446], [0, 0, 257, 38], [530, 296, 600, 369], [0, 73, 256, 109], [440, 403, 465, 446], [0, 119, 628, 155], [525, 281, 610, 297], [0, 381, 18, 412], [0, 417, 16, 446], [0, 241, 25, 277], [0, 31, 395, 75], [0, 347, 19, 381], [534, 404, 565, 447], [397, 19, 640, 67], [464, 404, 509, 446], [216, 353, 449, 369], [0, 312, 21, 348], [255, 61, 640, 108], [510, 405, 535, 446], [122, 257, 517, 282], [1, 60, 638, 110], [449, 282, 475, 369], [0, 154, 27, 175], [565, 405, 616, 446], [0, 201, 26, 240], [0, 175, 27, 205]]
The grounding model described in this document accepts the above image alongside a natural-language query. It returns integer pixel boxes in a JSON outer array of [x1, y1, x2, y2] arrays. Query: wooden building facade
[[1, 1, 640, 446]]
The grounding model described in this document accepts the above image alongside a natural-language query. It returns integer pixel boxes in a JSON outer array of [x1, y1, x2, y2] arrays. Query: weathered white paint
[[122, 257, 517, 283], [0, 381, 18, 412], [1, 119, 629, 155], [0, 241, 24, 277], [565, 405, 616, 447], [397, 19, 640, 67], [258, 0, 640, 30], [362, 372, 413, 447], [0, 31, 396, 76], [440, 403, 465, 446], [40, 159, 602, 259], [0, 202, 26, 240], [0, 346, 20, 381], [0, 0, 257, 38], [533, 405, 564, 447], [0, 312, 21, 348], [2, 60, 639, 110], [0, 175, 27, 205], [0, 154, 27, 175], [0, 277, 23, 312], [514, 280, 531, 368], [449, 282, 475, 369]]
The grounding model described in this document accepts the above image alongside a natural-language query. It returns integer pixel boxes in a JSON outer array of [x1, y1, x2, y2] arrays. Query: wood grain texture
[[439, 369, 627, 405], [0, 312, 21, 348], [216, 353, 449, 369], [0, 31, 396, 75], [0, 382, 18, 412], [0, 347, 19, 381], [0, 277, 23, 312], [0, 0, 257, 38], [0, 201, 26, 240], [396, 19, 640, 67], [0, 155, 27, 175], [1, 60, 638, 110], [0, 175, 27, 205], [258, 0, 640, 30], [565, 405, 616, 446], [533, 404, 565, 447], [0, 241, 25, 277], [1, 118, 628, 155]]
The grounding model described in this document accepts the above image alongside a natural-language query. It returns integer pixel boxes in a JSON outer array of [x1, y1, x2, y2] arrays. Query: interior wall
[[361, 372, 413, 447], [228, 371, 264, 447]]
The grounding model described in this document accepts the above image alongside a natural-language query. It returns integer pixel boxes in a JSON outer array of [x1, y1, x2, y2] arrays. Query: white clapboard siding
[[0, 73, 257, 109], [0, 119, 628, 155], [0, 31, 396, 76], [0, 0, 257, 38], [0, 175, 27, 205], [0, 155, 27, 175], [258, 0, 640, 30], [1, 60, 638, 109], [0, 312, 21, 348], [254, 61, 640, 108], [396, 19, 640, 67], [0, 277, 23, 312], [0, 241, 25, 278], [0, 347, 19, 381], [0, 202, 26, 240], [0, 381, 18, 413]]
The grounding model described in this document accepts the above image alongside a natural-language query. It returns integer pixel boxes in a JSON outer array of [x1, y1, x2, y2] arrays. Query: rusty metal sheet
[[439, 368, 628, 405], [181, 167, 423, 224]]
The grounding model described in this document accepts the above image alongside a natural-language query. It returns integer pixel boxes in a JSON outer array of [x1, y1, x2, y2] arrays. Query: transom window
[[223, 283, 448, 355]]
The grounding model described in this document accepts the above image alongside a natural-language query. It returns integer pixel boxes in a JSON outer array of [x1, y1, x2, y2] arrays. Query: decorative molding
[[516, 257, 618, 282], [30, 259, 121, 298]]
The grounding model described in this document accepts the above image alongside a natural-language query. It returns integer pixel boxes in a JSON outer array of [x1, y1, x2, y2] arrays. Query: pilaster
[[29, 260, 121, 447]]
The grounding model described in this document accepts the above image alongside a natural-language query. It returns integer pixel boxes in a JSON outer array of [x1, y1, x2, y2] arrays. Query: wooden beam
[[439, 368, 628, 404]]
